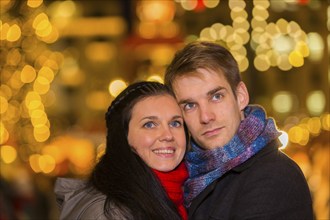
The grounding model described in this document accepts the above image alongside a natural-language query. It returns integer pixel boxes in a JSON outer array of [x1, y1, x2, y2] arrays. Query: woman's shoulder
[[54, 177, 134, 220], [54, 177, 106, 219]]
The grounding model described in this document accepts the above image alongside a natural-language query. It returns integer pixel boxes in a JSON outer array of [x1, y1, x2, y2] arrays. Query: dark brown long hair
[[90, 81, 183, 220]]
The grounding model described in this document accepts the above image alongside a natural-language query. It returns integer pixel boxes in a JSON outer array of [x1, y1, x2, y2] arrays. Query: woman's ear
[[236, 81, 249, 111]]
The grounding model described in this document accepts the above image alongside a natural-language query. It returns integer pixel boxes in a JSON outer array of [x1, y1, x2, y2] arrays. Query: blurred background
[[0, 0, 329, 219]]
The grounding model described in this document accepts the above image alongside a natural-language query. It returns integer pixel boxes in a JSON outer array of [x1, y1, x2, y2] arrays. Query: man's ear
[[236, 82, 249, 111]]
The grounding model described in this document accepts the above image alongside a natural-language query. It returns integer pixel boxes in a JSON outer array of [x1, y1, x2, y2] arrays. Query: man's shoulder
[[234, 139, 303, 174]]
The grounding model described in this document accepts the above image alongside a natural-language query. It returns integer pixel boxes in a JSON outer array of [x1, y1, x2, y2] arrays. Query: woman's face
[[128, 94, 186, 172]]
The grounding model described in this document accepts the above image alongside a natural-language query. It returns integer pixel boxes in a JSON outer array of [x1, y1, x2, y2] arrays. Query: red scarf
[[152, 162, 189, 220]]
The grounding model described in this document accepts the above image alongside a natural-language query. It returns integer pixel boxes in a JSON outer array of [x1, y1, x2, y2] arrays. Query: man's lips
[[202, 127, 223, 137]]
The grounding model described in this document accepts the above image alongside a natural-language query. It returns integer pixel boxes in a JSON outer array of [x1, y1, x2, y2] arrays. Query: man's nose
[[199, 105, 215, 124]]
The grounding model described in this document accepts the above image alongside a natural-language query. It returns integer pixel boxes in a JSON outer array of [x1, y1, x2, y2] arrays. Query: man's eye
[[183, 103, 195, 111], [212, 93, 223, 101], [169, 120, 182, 128], [143, 122, 156, 128]]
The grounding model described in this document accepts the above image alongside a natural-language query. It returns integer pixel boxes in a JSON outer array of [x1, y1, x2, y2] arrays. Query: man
[[165, 41, 313, 220]]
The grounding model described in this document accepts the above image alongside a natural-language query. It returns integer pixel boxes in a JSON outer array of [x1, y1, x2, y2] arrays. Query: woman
[[54, 81, 188, 220]]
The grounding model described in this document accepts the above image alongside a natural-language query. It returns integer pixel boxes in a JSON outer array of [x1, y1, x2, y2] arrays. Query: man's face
[[172, 68, 249, 150]]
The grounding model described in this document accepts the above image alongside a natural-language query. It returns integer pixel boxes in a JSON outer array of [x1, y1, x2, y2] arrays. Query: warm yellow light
[[39, 154, 56, 173], [200, 27, 215, 41], [272, 91, 293, 113], [20, 65, 37, 83], [180, 0, 197, 11], [238, 57, 249, 72], [204, 0, 220, 8], [54, 0, 77, 18], [34, 125, 50, 142], [86, 91, 110, 110], [0, 85, 12, 100], [33, 76, 50, 94], [138, 22, 157, 39], [307, 117, 322, 135], [8, 71, 24, 90], [41, 27, 59, 43], [320, 113, 330, 131], [0, 23, 10, 40], [0, 145, 17, 164], [0, 122, 9, 145], [7, 24, 21, 42], [27, 0, 43, 8], [253, 0, 270, 9], [276, 18, 288, 34], [252, 7, 269, 21], [42, 90, 56, 107], [85, 42, 116, 62], [277, 54, 292, 71], [147, 75, 163, 83], [159, 22, 179, 38], [254, 54, 270, 71], [109, 80, 127, 97], [29, 154, 42, 173], [38, 66, 54, 82], [229, 0, 246, 11], [0, 96, 8, 114], [33, 13, 49, 29], [307, 32, 324, 61], [231, 10, 248, 20], [306, 90, 326, 116], [25, 91, 42, 109], [273, 35, 293, 54], [42, 144, 66, 164], [288, 126, 309, 145], [289, 51, 304, 67], [59, 58, 85, 86], [30, 109, 48, 127], [150, 45, 175, 66], [35, 20, 53, 37], [67, 139, 95, 174], [295, 41, 309, 57], [137, 1, 175, 22]]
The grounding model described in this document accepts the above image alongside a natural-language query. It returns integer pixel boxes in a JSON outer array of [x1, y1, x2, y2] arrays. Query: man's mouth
[[202, 127, 223, 137]]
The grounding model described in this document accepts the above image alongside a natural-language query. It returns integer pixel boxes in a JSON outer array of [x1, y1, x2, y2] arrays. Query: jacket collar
[[232, 139, 281, 172], [187, 139, 281, 218]]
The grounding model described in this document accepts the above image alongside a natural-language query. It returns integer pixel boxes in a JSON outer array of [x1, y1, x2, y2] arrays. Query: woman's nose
[[159, 126, 174, 142]]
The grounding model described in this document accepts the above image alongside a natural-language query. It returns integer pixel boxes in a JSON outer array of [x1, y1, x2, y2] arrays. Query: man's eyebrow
[[177, 98, 194, 105], [207, 86, 226, 96], [177, 86, 227, 105]]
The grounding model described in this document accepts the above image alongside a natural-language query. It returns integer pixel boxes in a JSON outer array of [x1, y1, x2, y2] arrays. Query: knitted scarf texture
[[184, 105, 281, 207], [152, 162, 189, 220]]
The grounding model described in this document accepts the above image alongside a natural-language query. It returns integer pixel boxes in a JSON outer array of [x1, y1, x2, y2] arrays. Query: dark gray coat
[[54, 178, 133, 220], [187, 140, 314, 220]]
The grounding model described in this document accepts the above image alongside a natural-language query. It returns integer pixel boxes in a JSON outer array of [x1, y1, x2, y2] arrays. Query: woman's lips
[[152, 147, 175, 158]]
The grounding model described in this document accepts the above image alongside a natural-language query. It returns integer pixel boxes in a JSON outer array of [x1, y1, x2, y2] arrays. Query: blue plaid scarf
[[184, 105, 281, 207]]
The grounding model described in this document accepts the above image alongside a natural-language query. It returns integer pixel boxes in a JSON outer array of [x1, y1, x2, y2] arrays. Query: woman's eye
[[143, 122, 156, 128], [170, 120, 182, 128], [183, 103, 195, 111]]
